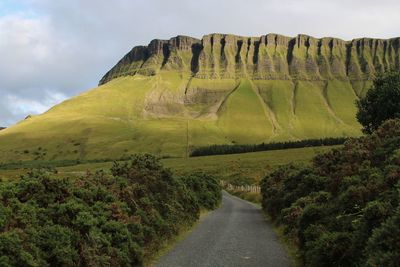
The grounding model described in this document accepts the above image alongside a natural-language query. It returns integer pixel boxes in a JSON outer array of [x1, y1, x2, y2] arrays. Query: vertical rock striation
[[99, 36, 201, 84], [99, 34, 400, 85]]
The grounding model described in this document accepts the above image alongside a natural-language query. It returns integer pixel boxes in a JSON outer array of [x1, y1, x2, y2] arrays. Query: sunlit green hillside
[[2, 32, 397, 163], [0, 73, 360, 163]]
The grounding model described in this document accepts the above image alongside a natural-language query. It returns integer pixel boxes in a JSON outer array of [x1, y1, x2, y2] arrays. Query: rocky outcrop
[[99, 36, 201, 84], [99, 33, 400, 85]]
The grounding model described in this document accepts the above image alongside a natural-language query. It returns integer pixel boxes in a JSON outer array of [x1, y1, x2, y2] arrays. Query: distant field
[[0, 146, 338, 182], [162, 146, 336, 181]]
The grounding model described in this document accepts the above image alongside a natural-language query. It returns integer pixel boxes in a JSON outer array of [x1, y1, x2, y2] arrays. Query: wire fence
[[220, 180, 261, 193]]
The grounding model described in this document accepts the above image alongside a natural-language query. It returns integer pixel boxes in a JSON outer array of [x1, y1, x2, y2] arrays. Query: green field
[[0, 146, 337, 182]]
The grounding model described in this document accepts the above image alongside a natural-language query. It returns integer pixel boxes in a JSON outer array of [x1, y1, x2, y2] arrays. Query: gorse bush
[[182, 173, 222, 210], [261, 119, 400, 266], [0, 154, 221, 266]]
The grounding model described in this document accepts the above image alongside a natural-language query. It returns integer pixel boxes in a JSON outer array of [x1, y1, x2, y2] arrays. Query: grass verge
[[263, 213, 303, 267], [225, 190, 262, 205], [146, 209, 212, 266]]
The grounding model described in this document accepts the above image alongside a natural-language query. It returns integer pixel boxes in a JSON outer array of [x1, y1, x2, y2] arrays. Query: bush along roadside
[[0, 154, 221, 266], [261, 119, 400, 267]]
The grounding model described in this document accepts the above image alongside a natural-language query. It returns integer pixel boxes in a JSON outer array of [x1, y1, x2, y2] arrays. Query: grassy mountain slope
[[1, 33, 399, 163], [0, 75, 359, 162]]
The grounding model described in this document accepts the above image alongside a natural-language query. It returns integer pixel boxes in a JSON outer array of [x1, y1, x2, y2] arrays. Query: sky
[[0, 0, 399, 126]]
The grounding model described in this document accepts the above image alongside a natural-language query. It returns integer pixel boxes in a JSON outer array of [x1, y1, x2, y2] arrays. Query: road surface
[[156, 191, 291, 267]]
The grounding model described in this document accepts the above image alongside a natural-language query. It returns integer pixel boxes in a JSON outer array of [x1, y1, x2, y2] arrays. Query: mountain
[[0, 33, 399, 162]]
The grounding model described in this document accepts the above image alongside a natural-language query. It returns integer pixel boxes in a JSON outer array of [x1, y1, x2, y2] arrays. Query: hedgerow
[[0, 154, 221, 266], [261, 119, 400, 266], [190, 137, 347, 157]]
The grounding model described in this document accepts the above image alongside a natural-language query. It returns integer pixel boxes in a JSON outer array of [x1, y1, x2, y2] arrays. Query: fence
[[220, 180, 261, 193]]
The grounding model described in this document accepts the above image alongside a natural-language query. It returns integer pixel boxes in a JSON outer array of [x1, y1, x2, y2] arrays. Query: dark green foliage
[[0, 154, 221, 266], [357, 71, 400, 133], [261, 119, 400, 266], [181, 173, 221, 210], [366, 205, 400, 266], [190, 137, 348, 157]]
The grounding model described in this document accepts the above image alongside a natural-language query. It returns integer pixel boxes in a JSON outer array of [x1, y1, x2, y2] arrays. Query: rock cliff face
[[100, 34, 400, 87], [99, 36, 201, 84]]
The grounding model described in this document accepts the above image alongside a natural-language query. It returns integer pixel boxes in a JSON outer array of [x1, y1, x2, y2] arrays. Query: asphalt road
[[155, 191, 291, 267]]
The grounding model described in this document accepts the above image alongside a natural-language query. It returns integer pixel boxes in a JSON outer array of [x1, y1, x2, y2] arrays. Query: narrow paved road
[[156, 191, 291, 267]]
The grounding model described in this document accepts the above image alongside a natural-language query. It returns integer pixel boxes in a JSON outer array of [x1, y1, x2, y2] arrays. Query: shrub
[[261, 119, 400, 266], [182, 173, 221, 210], [0, 154, 221, 266], [366, 204, 400, 266]]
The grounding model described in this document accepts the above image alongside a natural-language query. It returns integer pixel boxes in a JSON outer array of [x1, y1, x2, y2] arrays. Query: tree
[[356, 71, 400, 133]]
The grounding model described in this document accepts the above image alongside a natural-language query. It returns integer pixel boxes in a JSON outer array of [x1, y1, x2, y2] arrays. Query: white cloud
[[0, 91, 67, 125], [7, 95, 51, 115], [0, 13, 106, 125]]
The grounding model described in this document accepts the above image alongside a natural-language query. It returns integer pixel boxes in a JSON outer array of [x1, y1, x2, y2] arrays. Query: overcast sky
[[0, 0, 399, 126]]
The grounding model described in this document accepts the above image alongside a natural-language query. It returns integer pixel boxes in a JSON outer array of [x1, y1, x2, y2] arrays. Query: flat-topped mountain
[[101, 33, 400, 88], [0, 33, 399, 162]]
